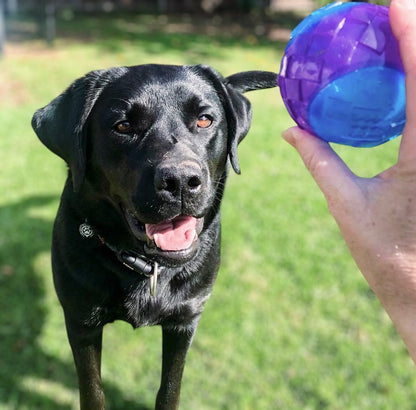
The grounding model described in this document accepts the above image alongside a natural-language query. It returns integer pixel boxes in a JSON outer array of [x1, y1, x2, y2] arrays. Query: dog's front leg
[[67, 324, 105, 410], [155, 324, 199, 410]]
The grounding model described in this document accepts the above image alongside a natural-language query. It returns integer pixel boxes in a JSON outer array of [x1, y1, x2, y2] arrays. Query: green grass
[[1, 12, 415, 410]]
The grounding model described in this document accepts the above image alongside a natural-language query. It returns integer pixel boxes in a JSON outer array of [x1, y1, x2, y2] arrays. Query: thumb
[[282, 127, 358, 202], [389, 0, 416, 162]]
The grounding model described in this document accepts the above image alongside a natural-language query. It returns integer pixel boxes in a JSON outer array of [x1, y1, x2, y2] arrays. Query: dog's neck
[[78, 220, 160, 296]]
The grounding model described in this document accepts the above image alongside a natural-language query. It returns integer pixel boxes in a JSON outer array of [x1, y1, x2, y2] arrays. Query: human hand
[[282, 0, 416, 362]]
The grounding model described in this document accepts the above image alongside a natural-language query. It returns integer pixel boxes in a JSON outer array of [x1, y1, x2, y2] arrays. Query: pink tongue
[[145, 216, 198, 251]]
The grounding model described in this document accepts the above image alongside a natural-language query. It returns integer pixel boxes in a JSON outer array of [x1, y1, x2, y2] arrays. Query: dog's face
[[88, 65, 235, 263], [32, 64, 277, 265]]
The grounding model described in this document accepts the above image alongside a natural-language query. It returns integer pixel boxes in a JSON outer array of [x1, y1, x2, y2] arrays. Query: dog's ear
[[225, 71, 278, 94], [193, 66, 277, 174], [224, 70, 278, 174], [31, 67, 127, 192]]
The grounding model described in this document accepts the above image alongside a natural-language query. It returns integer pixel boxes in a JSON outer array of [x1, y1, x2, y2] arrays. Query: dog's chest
[[95, 273, 207, 329]]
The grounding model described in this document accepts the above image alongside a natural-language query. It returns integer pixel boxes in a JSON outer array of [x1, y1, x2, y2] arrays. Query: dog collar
[[79, 220, 159, 296]]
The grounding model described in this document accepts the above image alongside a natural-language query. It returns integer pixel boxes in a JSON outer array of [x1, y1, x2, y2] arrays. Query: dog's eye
[[197, 115, 213, 129], [115, 121, 133, 134]]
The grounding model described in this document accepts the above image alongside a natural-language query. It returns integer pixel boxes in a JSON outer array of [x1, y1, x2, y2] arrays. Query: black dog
[[32, 64, 277, 409]]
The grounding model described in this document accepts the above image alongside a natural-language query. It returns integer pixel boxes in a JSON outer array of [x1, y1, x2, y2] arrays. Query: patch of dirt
[[3, 42, 62, 58], [0, 43, 56, 106], [0, 71, 30, 107]]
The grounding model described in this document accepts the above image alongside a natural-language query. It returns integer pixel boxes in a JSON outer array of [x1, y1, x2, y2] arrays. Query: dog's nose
[[155, 163, 203, 198]]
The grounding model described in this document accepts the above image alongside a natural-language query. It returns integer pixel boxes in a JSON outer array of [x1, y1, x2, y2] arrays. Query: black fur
[[32, 64, 277, 410]]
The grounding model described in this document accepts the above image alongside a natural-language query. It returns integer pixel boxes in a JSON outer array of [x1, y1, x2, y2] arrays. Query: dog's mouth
[[145, 216, 200, 252], [124, 209, 204, 263]]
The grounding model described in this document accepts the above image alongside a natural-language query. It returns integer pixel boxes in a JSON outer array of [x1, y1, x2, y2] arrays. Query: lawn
[[1, 11, 415, 410]]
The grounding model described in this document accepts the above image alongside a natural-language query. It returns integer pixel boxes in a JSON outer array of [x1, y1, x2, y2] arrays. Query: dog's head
[[32, 64, 277, 265]]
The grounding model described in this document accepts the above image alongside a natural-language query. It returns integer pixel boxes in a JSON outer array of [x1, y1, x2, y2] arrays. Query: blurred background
[[1, 0, 414, 409], [0, 0, 390, 54]]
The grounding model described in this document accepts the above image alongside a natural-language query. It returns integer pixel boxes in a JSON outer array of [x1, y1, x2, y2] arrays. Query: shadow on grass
[[0, 195, 152, 409]]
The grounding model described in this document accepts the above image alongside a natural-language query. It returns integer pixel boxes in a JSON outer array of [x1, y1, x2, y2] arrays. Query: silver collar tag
[[149, 262, 159, 297], [79, 222, 95, 238]]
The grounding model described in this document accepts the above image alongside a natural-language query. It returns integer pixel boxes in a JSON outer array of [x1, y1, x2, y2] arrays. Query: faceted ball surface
[[278, 2, 405, 147]]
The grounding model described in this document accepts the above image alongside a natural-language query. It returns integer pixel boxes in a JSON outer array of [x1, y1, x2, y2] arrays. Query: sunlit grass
[[1, 12, 415, 410]]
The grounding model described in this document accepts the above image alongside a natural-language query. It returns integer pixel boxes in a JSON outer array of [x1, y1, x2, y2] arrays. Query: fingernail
[[405, 0, 416, 9]]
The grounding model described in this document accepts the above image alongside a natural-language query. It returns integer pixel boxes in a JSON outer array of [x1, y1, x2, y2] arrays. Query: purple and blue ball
[[278, 2, 406, 147]]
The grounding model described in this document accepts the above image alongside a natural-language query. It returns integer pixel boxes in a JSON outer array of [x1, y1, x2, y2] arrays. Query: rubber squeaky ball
[[278, 1, 406, 147]]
